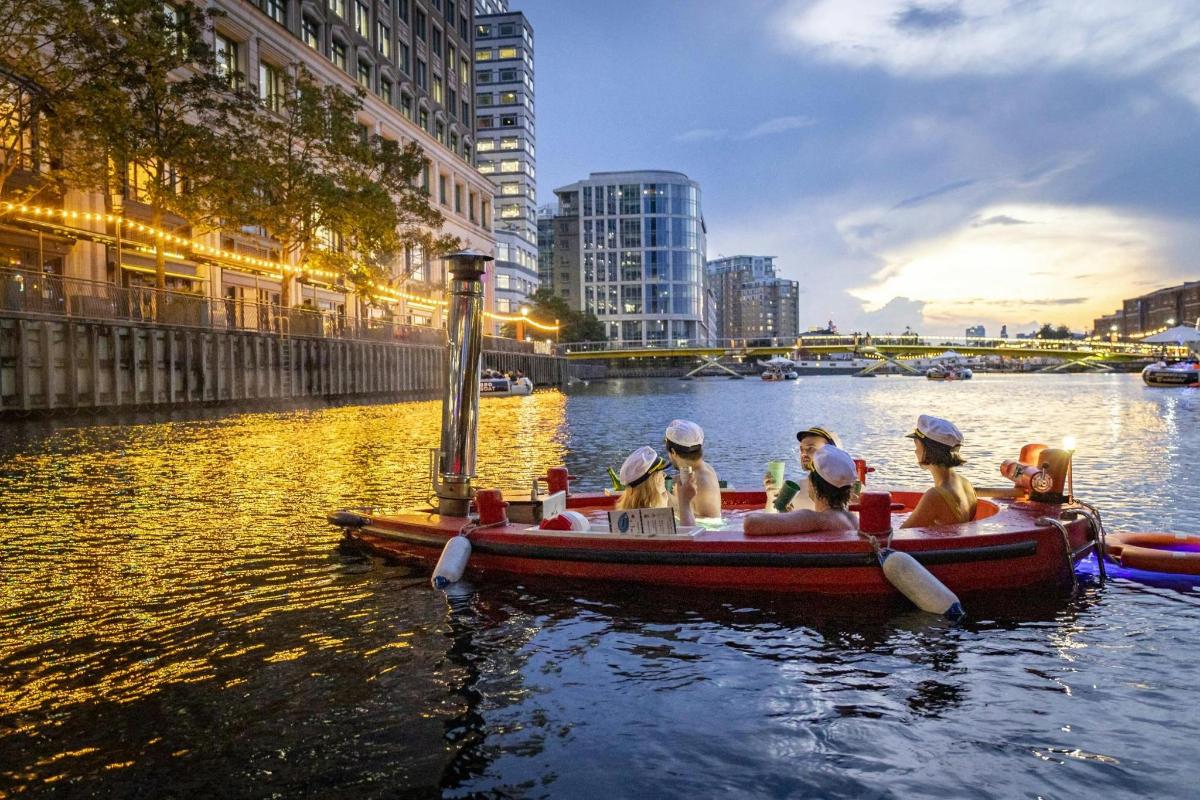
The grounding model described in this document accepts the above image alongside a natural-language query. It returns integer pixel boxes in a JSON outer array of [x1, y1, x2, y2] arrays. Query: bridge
[[559, 335, 1183, 376]]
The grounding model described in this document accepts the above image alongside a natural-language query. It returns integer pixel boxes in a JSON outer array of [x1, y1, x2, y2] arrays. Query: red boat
[[331, 487, 1098, 597], [330, 252, 1101, 603]]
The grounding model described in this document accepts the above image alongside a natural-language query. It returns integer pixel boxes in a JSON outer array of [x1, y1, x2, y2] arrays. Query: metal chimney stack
[[435, 250, 493, 517]]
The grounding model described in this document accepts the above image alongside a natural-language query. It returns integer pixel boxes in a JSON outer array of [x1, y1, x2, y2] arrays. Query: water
[[2, 374, 1199, 798]]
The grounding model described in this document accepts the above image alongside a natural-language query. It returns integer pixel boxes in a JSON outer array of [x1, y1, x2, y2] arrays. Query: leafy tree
[[232, 64, 456, 306], [1036, 323, 1072, 340], [66, 0, 256, 292], [0, 0, 114, 203]]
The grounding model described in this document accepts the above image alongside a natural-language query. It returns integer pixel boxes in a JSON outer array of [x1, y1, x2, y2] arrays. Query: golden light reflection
[[0, 393, 569, 728]]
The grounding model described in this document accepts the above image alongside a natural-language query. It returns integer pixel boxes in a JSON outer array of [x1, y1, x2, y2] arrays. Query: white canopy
[[934, 350, 962, 361], [1142, 325, 1200, 344], [759, 356, 795, 367]]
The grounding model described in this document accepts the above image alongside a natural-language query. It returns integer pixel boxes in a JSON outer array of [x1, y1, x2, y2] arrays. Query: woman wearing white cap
[[664, 419, 722, 519], [901, 415, 978, 528], [616, 446, 672, 512], [743, 446, 858, 535]]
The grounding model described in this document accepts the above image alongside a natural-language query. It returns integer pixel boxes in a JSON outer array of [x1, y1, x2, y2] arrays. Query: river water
[[2, 374, 1198, 798]]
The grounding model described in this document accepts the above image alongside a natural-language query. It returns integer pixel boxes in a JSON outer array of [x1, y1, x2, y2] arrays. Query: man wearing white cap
[[744, 445, 859, 535], [901, 414, 977, 528], [765, 425, 840, 512], [663, 419, 722, 520]]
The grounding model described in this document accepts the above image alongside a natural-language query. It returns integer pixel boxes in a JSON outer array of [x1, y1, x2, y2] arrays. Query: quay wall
[[0, 314, 591, 415]]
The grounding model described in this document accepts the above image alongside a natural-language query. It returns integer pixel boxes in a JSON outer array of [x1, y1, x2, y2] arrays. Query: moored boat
[[1141, 360, 1199, 387], [481, 375, 534, 396]]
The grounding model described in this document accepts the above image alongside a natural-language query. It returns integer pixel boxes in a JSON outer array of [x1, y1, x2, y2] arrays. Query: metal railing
[[0, 267, 452, 345]]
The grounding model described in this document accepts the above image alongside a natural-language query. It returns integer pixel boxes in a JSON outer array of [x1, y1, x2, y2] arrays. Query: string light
[[5, 201, 559, 332]]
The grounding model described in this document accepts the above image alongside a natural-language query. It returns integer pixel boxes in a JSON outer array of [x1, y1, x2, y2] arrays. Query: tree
[[501, 288, 606, 342], [1036, 323, 1071, 340], [232, 64, 457, 307], [68, 0, 256, 292], [0, 0, 114, 203]]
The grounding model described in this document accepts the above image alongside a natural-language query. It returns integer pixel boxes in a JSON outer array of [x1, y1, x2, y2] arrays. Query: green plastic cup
[[773, 479, 802, 512], [767, 460, 786, 488]]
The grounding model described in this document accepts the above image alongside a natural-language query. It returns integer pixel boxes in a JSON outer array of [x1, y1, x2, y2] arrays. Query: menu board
[[607, 507, 678, 536]]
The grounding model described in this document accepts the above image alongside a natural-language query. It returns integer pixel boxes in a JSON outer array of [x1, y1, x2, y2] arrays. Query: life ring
[[1106, 531, 1200, 574]]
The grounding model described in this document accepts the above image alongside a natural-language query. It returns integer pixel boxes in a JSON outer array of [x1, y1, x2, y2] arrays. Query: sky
[[514, 0, 1200, 336]]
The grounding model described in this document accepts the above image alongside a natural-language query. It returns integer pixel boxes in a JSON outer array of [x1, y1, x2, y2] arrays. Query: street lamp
[[516, 304, 529, 340]]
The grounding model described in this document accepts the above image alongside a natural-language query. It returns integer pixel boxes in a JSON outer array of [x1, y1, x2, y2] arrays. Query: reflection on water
[[1, 375, 1199, 797]]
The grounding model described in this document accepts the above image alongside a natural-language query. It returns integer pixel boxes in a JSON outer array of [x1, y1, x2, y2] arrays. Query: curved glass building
[[552, 170, 708, 345]]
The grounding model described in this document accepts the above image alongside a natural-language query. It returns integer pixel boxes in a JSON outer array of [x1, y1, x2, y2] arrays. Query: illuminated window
[[258, 62, 283, 112], [477, 162, 496, 174], [214, 33, 241, 87], [433, 76, 443, 103], [500, 204, 520, 219], [499, 159, 519, 173], [475, 49, 492, 61], [327, 0, 345, 18], [476, 139, 495, 152], [498, 47, 518, 59], [499, 137, 518, 150], [500, 182, 520, 195], [355, 1, 370, 37], [499, 91, 517, 105], [377, 21, 390, 58], [331, 40, 347, 71], [263, 0, 286, 25], [302, 16, 320, 49]]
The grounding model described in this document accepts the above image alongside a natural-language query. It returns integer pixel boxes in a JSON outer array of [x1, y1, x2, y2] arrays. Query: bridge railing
[[558, 334, 1180, 358]]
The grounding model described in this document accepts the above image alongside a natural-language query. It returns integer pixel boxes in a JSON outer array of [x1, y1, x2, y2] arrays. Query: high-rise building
[[706, 256, 799, 342], [1092, 280, 1200, 338], [553, 171, 708, 345], [966, 325, 986, 338], [1, 0, 496, 330], [473, 1, 538, 316], [536, 206, 556, 289]]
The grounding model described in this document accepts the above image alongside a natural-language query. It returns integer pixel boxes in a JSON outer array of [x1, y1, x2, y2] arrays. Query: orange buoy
[[1106, 532, 1200, 575]]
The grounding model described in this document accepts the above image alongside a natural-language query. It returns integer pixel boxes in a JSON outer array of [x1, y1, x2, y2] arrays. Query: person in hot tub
[[900, 414, 977, 528], [743, 446, 858, 535]]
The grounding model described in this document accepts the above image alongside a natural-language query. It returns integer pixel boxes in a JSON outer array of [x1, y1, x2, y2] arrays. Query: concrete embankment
[[0, 314, 595, 415]]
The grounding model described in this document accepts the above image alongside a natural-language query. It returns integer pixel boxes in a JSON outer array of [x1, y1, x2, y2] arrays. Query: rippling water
[[2, 374, 1198, 798]]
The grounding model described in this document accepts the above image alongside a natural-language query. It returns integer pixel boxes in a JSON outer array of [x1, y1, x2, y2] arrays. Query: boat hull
[[1142, 366, 1199, 386], [337, 491, 1093, 596]]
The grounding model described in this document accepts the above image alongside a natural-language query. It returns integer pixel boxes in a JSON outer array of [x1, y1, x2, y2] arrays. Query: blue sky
[[514, 0, 1200, 335]]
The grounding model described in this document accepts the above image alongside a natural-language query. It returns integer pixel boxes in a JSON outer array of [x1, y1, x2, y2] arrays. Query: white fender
[[880, 549, 965, 620], [432, 535, 472, 589]]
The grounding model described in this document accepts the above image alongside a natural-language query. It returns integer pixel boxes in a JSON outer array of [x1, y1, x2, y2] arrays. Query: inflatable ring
[[1106, 531, 1200, 575]]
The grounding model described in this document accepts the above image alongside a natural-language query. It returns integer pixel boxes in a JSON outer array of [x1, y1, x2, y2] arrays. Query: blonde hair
[[617, 472, 667, 510]]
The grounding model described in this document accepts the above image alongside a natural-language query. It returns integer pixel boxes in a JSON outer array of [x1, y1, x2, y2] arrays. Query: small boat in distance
[[758, 357, 799, 380], [927, 350, 973, 381], [481, 370, 534, 396]]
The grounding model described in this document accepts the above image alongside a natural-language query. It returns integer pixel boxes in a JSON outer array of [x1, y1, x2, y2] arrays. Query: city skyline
[[519, 0, 1200, 335]]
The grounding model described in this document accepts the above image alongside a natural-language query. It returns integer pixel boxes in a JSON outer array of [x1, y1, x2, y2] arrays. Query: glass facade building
[[473, 1, 538, 317], [707, 255, 800, 342], [553, 171, 708, 345]]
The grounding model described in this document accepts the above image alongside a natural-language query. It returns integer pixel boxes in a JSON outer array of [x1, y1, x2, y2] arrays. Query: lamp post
[[515, 304, 529, 341]]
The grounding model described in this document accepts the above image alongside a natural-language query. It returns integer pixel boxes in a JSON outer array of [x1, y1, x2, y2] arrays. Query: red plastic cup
[[546, 467, 570, 496], [475, 488, 509, 525], [858, 490, 893, 534]]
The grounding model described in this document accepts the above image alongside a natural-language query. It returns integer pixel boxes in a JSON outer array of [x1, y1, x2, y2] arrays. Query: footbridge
[[559, 335, 1179, 376]]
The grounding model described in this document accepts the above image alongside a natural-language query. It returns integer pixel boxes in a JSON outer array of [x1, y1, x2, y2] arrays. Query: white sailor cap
[[619, 446, 669, 487], [665, 419, 704, 449], [811, 445, 858, 488], [905, 414, 963, 448]]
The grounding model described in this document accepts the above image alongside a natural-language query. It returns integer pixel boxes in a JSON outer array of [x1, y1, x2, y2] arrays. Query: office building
[[1092, 280, 1200, 338], [966, 325, 986, 338], [536, 206, 556, 290], [473, 1, 538, 314], [706, 256, 799, 342], [1, 0, 494, 329], [553, 170, 708, 345]]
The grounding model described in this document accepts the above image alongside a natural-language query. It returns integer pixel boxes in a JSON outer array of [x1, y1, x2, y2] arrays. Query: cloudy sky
[[516, 0, 1200, 335]]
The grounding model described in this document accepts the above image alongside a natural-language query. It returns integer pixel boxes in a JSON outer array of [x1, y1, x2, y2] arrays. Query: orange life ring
[[1106, 531, 1200, 575]]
